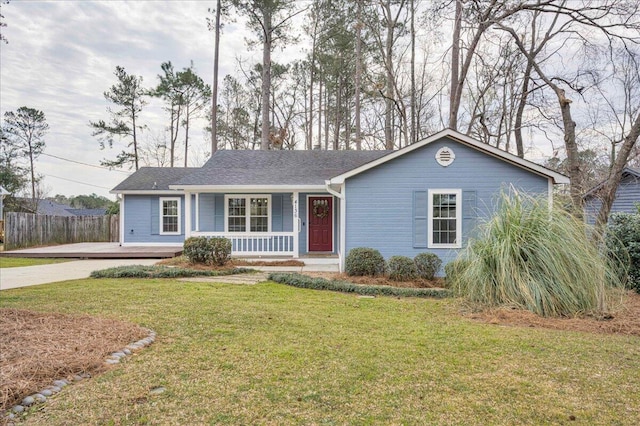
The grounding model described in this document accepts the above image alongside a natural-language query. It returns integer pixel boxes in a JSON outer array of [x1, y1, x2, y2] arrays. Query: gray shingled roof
[[111, 167, 197, 192], [584, 167, 640, 198], [172, 150, 394, 187]]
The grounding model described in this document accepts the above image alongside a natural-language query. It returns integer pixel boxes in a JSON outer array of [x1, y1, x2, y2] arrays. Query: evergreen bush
[[387, 256, 418, 281], [209, 237, 232, 266], [414, 252, 442, 280], [345, 247, 385, 276], [183, 237, 212, 264], [183, 236, 232, 266], [606, 212, 640, 293], [90, 265, 253, 279], [268, 272, 452, 299]]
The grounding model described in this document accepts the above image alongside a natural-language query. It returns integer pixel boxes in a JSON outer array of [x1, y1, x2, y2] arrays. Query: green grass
[[0, 257, 71, 268], [1, 278, 639, 425]]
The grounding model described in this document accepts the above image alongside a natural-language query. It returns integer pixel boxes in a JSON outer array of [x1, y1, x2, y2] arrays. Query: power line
[[44, 174, 114, 191], [41, 152, 131, 174]]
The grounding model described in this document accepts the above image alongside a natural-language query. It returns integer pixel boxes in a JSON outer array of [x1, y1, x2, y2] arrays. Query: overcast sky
[[0, 0, 296, 200]]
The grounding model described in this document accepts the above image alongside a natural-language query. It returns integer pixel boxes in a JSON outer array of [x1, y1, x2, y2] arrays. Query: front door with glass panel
[[308, 196, 332, 252]]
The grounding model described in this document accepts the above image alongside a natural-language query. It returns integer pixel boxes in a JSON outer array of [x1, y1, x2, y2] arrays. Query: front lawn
[[0, 257, 70, 268], [1, 278, 639, 425]]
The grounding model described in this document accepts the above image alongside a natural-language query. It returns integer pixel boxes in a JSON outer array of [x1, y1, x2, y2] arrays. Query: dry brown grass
[[0, 309, 148, 412], [463, 291, 640, 336]]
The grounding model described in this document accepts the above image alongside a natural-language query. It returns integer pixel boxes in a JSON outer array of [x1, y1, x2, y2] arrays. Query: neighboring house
[[584, 167, 640, 224], [13, 198, 108, 217], [0, 185, 10, 218], [111, 128, 569, 271], [0, 186, 9, 242]]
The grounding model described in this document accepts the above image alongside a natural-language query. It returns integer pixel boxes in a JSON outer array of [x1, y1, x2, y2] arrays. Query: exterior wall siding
[[122, 192, 299, 248], [123, 195, 185, 244], [344, 137, 550, 270], [585, 173, 640, 224]]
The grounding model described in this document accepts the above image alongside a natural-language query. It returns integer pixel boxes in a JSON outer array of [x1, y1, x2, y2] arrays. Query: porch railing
[[190, 232, 296, 256]]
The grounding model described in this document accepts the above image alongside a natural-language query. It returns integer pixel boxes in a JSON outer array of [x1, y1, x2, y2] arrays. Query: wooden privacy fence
[[4, 213, 119, 250]]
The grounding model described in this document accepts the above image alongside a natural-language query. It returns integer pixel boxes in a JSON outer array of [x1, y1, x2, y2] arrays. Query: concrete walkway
[[0, 260, 338, 291], [0, 259, 159, 290]]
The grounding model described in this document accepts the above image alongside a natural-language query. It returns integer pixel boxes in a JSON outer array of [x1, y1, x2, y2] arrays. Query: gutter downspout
[[325, 180, 346, 272]]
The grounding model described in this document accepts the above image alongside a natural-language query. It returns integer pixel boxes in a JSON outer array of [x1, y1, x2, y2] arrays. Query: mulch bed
[[462, 291, 640, 336], [0, 309, 148, 412]]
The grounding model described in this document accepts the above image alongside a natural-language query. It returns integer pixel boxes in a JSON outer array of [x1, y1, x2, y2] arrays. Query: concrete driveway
[[0, 259, 159, 290]]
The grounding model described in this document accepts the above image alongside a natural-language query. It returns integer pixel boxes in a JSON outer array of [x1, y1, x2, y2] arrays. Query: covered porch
[[181, 190, 341, 260]]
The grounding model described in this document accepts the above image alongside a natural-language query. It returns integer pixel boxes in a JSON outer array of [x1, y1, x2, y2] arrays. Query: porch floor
[[0, 243, 183, 259]]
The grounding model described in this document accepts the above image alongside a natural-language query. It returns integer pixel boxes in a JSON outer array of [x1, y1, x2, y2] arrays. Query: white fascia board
[[328, 128, 570, 185], [168, 184, 327, 192], [110, 190, 185, 195]]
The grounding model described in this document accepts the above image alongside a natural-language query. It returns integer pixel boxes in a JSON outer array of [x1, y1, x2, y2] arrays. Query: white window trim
[[159, 197, 181, 236], [428, 189, 462, 249], [224, 194, 272, 233]]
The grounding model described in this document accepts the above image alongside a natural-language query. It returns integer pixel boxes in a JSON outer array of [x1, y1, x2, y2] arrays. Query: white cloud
[[1, 0, 281, 199]]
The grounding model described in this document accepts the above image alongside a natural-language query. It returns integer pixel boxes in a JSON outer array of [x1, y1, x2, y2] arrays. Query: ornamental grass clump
[[450, 192, 624, 317]]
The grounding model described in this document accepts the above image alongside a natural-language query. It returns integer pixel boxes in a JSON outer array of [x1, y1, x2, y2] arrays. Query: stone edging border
[[3, 329, 156, 422]]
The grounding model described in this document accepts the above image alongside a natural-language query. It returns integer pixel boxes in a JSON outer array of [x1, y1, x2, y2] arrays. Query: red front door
[[308, 196, 333, 252]]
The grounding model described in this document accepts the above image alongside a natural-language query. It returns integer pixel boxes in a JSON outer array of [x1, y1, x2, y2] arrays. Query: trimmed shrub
[[450, 192, 624, 317], [268, 272, 452, 299], [183, 236, 232, 266], [345, 247, 385, 276], [414, 252, 442, 280], [209, 237, 232, 266], [606, 212, 640, 293], [90, 265, 254, 279], [183, 237, 211, 264], [387, 256, 418, 281]]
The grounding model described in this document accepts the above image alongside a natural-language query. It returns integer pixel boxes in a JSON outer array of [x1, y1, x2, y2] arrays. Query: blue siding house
[[111, 129, 569, 271], [584, 168, 640, 224]]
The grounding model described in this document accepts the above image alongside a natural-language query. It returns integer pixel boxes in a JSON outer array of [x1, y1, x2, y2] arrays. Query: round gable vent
[[435, 146, 455, 167]]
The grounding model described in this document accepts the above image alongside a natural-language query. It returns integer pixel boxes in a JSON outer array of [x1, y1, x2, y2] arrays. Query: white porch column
[[119, 194, 125, 246], [184, 191, 192, 239], [292, 191, 299, 258], [195, 193, 200, 231], [339, 184, 346, 272]]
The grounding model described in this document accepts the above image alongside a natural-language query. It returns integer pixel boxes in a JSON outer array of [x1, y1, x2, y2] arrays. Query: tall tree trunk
[[514, 61, 532, 158], [334, 72, 343, 150], [131, 99, 139, 170], [324, 86, 330, 150], [355, 0, 363, 150], [184, 108, 190, 167], [211, 0, 222, 154], [317, 78, 323, 149], [449, 0, 462, 130], [261, 8, 272, 150], [557, 88, 582, 215], [410, 0, 416, 145], [384, 0, 394, 149]]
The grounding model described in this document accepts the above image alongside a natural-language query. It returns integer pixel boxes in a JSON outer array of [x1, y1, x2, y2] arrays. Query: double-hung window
[[225, 195, 270, 233], [428, 189, 461, 248], [160, 197, 181, 235]]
